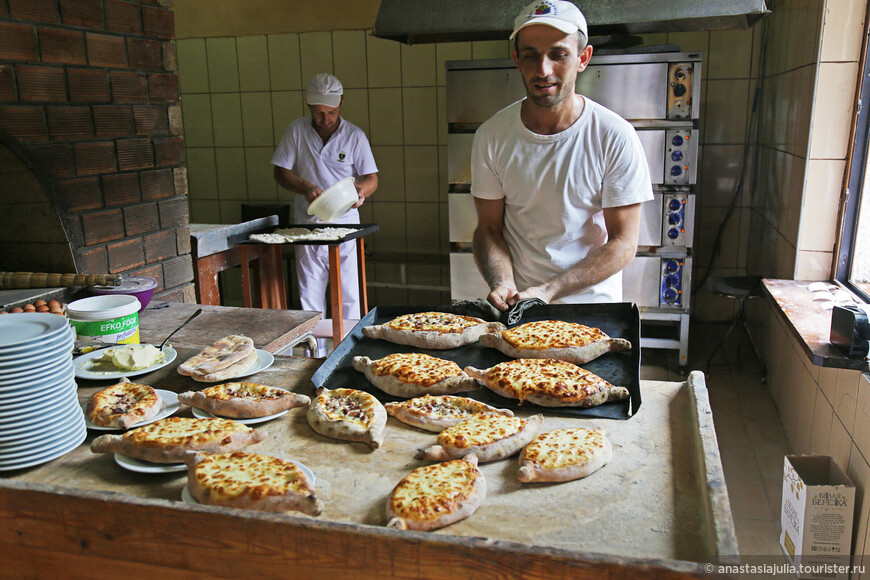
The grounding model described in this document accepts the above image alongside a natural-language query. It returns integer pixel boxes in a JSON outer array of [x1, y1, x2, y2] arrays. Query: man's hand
[[304, 186, 324, 204], [487, 284, 519, 311], [514, 285, 553, 304]]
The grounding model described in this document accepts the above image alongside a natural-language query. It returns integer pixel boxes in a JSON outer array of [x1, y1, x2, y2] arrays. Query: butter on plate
[[102, 344, 164, 371]]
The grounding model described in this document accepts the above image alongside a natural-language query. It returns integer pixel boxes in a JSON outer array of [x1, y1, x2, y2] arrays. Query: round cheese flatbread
[[417, 413, 543, 463], [387, 455, 486, 531], [385, 395, 513, 432], [178, 383, 310, 419], [178, 335, 255, 377], [186, 452, 323, 516], [478, 320, 631, 364], [465, 359, 630, 408], [361, 311, 506, 349], [306, 387, 387, 449], [518, 428, 612, 483], [86, 381, 164, 429], [90, 416, 267, 463], [352, 353, 480, 398]]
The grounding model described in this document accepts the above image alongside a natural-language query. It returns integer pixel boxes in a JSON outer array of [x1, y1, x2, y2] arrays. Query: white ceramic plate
[[0, 326, 75, 363], [180, 460, 316, 505], [82, 389, 180, 431], [0, 313, 70, 349], [188, 350, 274, 383], [0, 424, 86, 471], [191, 406, 289, 425], [74, 345, 177, 380], [0, 330, 74, 374], [0, 413, 85, 460], [114, 452, 187, 474], [0, 358, 74, 391], [0, 375, 75, 407], [0, 402, 83, 445], [0, 387, 78, 426]]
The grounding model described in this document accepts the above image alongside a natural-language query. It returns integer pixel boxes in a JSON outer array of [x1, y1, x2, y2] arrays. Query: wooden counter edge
[[0, 478, 714, 579], [687, 370, 740, 562]]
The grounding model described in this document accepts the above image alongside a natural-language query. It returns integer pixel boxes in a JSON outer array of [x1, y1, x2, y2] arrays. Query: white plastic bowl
[[307, 177, 357, 222]]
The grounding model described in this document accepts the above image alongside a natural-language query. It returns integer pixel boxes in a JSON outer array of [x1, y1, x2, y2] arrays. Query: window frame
[[835, 8, 870, 303]]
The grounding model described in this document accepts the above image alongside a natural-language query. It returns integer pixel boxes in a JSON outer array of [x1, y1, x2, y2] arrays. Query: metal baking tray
[[228, 223, 379, 246], [310, 302, 641, 419]]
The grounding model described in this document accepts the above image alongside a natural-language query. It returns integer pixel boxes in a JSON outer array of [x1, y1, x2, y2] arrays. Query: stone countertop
[[3, 349, 734, 564], [762, 278, 869, 371]]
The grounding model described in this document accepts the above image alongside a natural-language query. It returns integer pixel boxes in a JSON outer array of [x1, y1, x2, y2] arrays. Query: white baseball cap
[[510, 0, 588, 43], [306, 73, 343, 108]]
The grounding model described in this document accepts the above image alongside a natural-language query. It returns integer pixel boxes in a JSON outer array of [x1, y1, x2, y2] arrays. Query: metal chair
[[705, 276, 767, 382]]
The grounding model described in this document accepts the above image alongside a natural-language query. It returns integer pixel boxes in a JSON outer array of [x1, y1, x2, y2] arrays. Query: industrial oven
[[446, 51, 702, 365]]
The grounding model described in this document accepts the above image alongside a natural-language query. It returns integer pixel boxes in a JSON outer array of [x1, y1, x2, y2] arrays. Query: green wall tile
[[206, 37, 240, 93], [215, 147, 247, 198], [300, 31, 334, 85], [210, 93, 243, 146], [237, 35, 271, 92], [180, 93, 213, 147], [268, 33, 302, 92], [176, 38, 210, 93], [241, 91, 274, 147], [185, 148, 218, 199], [333, 31, 368, 89]]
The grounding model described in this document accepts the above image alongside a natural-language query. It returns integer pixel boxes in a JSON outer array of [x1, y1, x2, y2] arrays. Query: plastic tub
[[307, 177, 357, 222], [89, 276, 157, 312], [67, 295, 140, 344]]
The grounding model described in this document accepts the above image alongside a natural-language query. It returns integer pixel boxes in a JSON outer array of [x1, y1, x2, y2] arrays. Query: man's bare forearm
[[274, 166, 316, 196], [528, 236, 637, 303], [472, 226, 515, 289]]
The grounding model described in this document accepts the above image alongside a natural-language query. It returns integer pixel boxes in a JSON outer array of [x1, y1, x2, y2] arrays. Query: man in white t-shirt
[[272, 73, 378, 322], [471, 0, 653, 310]]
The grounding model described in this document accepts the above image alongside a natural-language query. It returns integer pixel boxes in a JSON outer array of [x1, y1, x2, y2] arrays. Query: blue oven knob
[[663, 287, 679, 303], [671, 150, 683, 162], [668, 213, 681, 225], [667, 198, 682, 211], [664, 259, 680, 273], [671, 135, 684, 147], [670, 165, 683, 176], [667, 228, 681, 240]]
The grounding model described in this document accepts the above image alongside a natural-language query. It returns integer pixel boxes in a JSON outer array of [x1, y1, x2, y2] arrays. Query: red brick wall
[[0, 0, 193, 302]]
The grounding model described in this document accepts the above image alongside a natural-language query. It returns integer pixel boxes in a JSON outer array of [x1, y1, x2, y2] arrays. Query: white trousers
[[294, 241, 361, 320]]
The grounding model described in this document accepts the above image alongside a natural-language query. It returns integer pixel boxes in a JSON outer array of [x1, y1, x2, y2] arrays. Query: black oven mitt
[[453, 298, 546, 327]]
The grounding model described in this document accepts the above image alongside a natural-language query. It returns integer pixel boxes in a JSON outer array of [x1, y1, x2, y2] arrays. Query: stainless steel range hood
[[372, 0, 769, 44]]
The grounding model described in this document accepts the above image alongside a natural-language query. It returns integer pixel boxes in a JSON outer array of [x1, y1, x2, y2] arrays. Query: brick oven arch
[[0, 132, 77, 273]]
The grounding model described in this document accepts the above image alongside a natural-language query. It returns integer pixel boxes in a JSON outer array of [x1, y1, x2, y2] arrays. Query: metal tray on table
[[311, 302, 642, 419]]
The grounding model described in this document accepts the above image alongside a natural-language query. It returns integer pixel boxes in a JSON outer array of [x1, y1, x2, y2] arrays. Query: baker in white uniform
[[272, 73, 379, 323], [471, 0, 653, 311]]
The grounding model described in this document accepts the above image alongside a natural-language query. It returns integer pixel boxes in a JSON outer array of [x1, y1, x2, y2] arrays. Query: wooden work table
[[137, 301, 321, 354], [0, 327, 737, 579]]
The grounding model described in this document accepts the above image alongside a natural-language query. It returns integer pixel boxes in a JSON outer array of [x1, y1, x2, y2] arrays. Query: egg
[[22, 304, 35, 312], [10, 307, 23, 313], [34, 299, 47, 307], [48, 300, 61, 309], [49, 306, 63, 314], [36, 305, 49, 312]]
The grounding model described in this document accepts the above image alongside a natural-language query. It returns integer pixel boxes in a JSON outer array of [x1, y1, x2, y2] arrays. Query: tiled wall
[[756, 298, 870, 558], [749, 0, 864, 283], [176, 26, 764, 316]]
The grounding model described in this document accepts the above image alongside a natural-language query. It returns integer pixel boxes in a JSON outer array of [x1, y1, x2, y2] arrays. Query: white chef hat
[[306, 73, 343, 108]]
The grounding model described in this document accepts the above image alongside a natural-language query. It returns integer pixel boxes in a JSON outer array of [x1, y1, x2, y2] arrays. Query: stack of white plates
[[0, 312, 86, 471]]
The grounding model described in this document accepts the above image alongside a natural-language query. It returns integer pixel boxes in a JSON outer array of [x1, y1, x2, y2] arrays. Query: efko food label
[[71, 312, 140, 344]]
